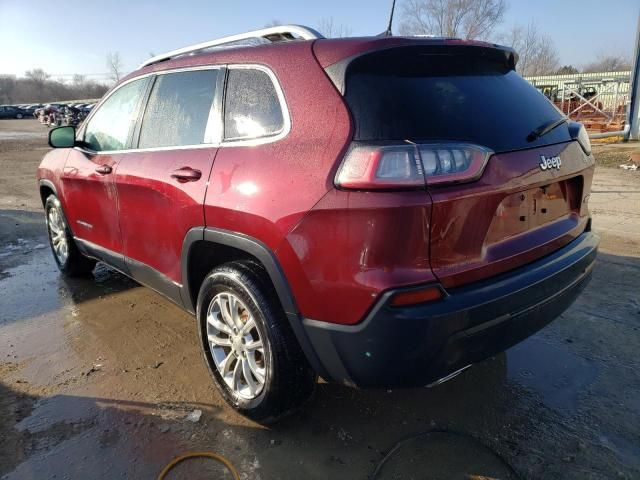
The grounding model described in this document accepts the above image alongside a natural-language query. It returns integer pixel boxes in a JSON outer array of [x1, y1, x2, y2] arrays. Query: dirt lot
[[1, 119, 639, 479]]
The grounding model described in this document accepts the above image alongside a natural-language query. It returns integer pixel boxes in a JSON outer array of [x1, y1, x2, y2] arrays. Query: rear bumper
[[302, 231, 598, 388]]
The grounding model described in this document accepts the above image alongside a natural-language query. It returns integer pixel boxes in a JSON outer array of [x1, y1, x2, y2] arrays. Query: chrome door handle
[[95, 164, 112, 174], [171, 167, 202, 182]]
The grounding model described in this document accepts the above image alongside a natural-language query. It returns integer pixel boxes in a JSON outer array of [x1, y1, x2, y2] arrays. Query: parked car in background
[[18, 105, 38, 116], [0, 105, 28, 119], [37, 25, 599, 423]]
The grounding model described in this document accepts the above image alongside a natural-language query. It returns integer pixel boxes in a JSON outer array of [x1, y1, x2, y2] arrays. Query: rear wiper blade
[[527, 117, 568, 142]]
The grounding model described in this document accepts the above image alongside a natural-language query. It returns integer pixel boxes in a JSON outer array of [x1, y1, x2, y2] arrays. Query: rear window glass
[[224, 68, 284, 141], [139, 69, 218, 149], [344, 46, 570, 153]]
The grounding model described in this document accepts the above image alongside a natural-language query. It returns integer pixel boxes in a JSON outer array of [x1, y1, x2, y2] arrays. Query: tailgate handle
[[171, 167, 202, 182], [95, 164, 112, 175]]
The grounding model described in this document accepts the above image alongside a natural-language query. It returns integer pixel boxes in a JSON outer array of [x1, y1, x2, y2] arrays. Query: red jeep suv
[[38, 25, 598, 422]]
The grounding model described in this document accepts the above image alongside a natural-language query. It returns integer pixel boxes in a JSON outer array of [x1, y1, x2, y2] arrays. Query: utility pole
[[627, 11, 640, 140]]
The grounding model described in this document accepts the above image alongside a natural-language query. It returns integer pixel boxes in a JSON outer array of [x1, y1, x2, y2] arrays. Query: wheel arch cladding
[[38, 179, 58, 206], [181, 227, 328, 378]]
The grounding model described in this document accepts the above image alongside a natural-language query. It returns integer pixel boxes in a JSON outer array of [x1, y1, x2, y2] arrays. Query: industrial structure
[[526, 71, 631, 138]]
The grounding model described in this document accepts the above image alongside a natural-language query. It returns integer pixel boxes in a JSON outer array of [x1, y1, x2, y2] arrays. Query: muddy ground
[[0, 119, 638, 479]]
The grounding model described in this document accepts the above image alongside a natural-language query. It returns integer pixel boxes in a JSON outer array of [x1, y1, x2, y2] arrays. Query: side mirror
[[48, 126, 76, 148]]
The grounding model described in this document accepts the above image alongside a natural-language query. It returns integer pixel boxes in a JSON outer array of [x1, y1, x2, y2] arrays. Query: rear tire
[[44, 194, 95, 277], [16, 113, 23, 119], [197, 261, 316, 423]]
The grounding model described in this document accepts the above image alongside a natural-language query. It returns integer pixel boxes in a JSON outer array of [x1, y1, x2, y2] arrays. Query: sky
[[1, 0, 638, 82]]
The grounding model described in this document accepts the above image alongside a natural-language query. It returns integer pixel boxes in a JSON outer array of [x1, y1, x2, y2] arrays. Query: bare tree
[[0, 75, 17, 104], [500, 22, 559, 76], [263, 20, 284, 28], [1, 74, 108, 104], [400, 0, 507, 40], [72, 74, 87, 87], [106, 52, 123, 83], [556, 65, 579, 75], [318, 17, 353, 38], [583, 54, 632, 73], [25, 68, 50, 88]]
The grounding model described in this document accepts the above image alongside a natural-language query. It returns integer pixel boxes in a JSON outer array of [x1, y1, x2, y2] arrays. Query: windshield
[[343, 46, 571, 153]]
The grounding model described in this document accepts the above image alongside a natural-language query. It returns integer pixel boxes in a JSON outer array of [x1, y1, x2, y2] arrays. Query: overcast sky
[[1, 0, 638, 82]]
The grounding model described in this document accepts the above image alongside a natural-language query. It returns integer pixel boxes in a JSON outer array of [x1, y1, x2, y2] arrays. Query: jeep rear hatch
[[330, 43, 593, 288]]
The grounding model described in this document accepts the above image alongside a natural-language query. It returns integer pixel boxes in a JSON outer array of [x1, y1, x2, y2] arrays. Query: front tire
[[16, 113, 23, 119], [197, 261, 316, 423], [44, 195, 95, 277]]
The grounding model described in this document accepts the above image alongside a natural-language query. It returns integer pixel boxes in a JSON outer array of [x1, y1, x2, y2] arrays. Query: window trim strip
[[74, 63, 290, 155], [220, 64, 291, 147]]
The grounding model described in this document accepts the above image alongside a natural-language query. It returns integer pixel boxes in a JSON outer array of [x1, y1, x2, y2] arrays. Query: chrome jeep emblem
[[539, 154, 562, 170]]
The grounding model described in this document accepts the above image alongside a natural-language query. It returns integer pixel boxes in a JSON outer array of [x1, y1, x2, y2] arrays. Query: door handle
[[95, 164, 112, 175], [171, 167, 202, 182]]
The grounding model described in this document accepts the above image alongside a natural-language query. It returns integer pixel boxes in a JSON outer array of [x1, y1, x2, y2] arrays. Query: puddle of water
[[0, 251, 66, 325], [0, 131, 45, 140], [597, 434, 640, 469], [3, 393, 194, 480], [0, 239, 47, 258], [373, 430, 517, 479], [0, 249, 138, 388], [506, 335, 598, 412]]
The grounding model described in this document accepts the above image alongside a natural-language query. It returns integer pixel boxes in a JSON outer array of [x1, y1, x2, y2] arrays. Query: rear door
[[62, 77, 150, 269], [342, 45, 593, 288], [114, 67, 223, 295]]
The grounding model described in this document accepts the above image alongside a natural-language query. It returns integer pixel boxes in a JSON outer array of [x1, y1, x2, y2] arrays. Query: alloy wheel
[[206, 292, 266, 399], [47, 206, 68, 264]]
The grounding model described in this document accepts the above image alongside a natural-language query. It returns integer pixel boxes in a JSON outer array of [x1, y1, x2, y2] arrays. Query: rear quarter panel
[[203, 43, 352, 261]]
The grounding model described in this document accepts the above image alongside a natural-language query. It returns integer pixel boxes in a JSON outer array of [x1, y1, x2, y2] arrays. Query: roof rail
[[139, 25, 324, 69]]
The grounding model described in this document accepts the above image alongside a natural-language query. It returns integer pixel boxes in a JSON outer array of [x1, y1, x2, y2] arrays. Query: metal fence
[[525, 71, 632, 135]]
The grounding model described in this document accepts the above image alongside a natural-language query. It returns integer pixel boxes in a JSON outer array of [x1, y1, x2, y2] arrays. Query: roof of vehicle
[[127, 35, 514, 79]]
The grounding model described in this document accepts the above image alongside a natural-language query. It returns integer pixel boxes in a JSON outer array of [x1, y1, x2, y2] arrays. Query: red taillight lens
[[335, 143, 492, 190], [335, 145, 424, 189]]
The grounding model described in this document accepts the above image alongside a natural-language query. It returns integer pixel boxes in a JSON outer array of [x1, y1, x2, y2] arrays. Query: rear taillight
[[335, 142, 493, 190]]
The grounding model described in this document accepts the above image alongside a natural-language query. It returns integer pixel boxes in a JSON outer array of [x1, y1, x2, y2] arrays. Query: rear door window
[[223, 68, 285, 141], [344, 46, 570, 153], [138, 69, 219, 148]]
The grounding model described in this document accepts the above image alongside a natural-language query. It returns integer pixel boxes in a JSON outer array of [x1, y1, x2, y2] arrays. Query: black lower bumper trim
[[303, 232, 598, 388]]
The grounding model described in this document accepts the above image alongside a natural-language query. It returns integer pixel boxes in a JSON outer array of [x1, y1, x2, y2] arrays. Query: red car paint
[[37, 36, 594, 329]]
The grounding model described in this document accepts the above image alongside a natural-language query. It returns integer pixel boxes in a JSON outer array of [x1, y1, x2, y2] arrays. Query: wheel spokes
[[240, 318, 256, 335], [231, 358, 242, 391], [246, 352, 265, 384], [48, 212, 61, 234], [229, 294, 241, 328], [219, 350, 235, 377], [48, 207, 69, 263], [218, 295, 237, 330], [242, 357, 258, 395], [244, 339, 263, 351], [208, 313, 233, 335], [208, 334, 231, 347], [206, 291, 266, 400]]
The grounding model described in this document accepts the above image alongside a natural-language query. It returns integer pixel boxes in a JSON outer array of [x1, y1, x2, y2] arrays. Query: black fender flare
[[180, 227, 329, 378], [38, 179, 58, 205]]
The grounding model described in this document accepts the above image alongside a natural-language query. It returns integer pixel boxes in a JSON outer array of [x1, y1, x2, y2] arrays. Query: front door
[[115, 67, 222, 296], [61, 77, 150, 269]]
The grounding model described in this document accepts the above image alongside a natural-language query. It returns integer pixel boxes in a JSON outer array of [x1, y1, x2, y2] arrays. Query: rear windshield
[[343, 46, 570, 153]]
